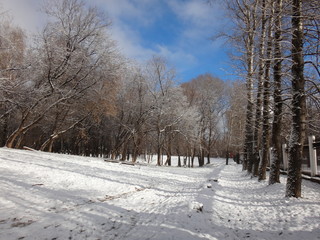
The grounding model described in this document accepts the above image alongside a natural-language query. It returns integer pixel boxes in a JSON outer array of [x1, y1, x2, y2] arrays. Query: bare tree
[[250, 0, 268, 176], [223, 0, 260, 171], [258, 0, 274, 181], [0, 15, 26, 146], [225, 81, 247, 160], [182, 74, 226, 165], [5, 0, 118, 149], [269, 0, 284, 185], [286, 0, 307, 198], [145, 56, 176, 166]]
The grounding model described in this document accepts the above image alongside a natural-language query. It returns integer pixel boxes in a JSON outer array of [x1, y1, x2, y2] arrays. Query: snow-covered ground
[[0, 148, 319, 240]]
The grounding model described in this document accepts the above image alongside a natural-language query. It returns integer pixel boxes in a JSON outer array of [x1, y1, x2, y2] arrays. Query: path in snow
[[0, 148, 319, 240], [204, 164, 320, 240]]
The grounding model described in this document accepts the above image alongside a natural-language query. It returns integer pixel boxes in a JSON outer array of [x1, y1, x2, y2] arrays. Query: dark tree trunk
[[176, 145, 181, 167], [121, 140, 128, 161], [252, 0, 267, 177], [226, 152, 229, 165], [258, 2, 274, 181], [157, 130, 162, 166], [0, 111, 8, 147], [286, 0, 306, 198], [167, 132, 172, 166], [198, 148, 205, 167], [269, 0, 283, 185], [191, 147, 196, 168], [243, 43, 255, 173], [235, 152, 240, 164], [132, 133, 142, 163], [242, 145, 248, 170], [243, 2, 258, 173]]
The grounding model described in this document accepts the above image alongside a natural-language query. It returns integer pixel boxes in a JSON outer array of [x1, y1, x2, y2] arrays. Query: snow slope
[[0, 148, 319, 240]]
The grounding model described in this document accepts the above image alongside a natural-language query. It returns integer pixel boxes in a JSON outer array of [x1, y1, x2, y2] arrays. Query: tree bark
[[166, 129, 172, 166], [157, 129, 162, 166], [269, 0, 283, 185], [243, 2, 258, 172], [286, 0, 306, 198], [243, 37, 255, 172], [258, 1, 274, 181], [252, 0, 268, 177], [0, 110, 8, 147]]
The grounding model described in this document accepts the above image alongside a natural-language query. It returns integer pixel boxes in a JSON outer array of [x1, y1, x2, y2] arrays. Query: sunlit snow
[[1, 148, 319, 240]]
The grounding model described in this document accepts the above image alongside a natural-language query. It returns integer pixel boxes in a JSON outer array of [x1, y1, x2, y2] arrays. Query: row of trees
[[223, 0, 319, 197], [109, 63, 229, 166], [0, 0, 237, 166]]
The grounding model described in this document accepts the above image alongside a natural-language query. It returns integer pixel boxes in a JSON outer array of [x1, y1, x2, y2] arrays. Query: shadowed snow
[[0, 148, 319, 240]]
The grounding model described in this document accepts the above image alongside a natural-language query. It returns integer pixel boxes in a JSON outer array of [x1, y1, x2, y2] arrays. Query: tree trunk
[[198, 148, 205, 167], [243, 23, 256, 173], [226, 152, 229, 165], [252, 0, 268, 177], [258, 1, 274, 181], [0, 111, 8, 147], [242, 145, 248, 170], [166, 132, 172, 166], [269, 0, 283, 185], [157, 130, 162, 166], [40, 136, 56, 152], [16, 132, 26, 149], [207, 127, 213, 164], [132, 133, 142, 163], [176, 145, 181, 167], [286, 0, 306, 198], [244, 1, 259, 173], [191, 147, 196, 168], [5, 128, 22, 148], [121, 140, 128, 161], [111, 151, 116, 160]]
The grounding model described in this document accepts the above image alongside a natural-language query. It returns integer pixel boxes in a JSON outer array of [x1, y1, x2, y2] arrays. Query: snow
[[1, 148, 320, 240]]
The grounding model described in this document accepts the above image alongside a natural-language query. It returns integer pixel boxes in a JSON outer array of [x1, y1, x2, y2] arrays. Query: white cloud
[[110, 23, 156, 61], [0, 0, 46, 35], [90, 0, 165, 62], [0, 0, 228, 80], [95, 0, 225, 79], [109, 23, 197, 77], [156, 45, 197, 67], [93, 0, 163, 27], [168, 0, 226, 42]]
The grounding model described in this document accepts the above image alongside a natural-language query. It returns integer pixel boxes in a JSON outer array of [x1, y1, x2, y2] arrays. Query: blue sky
[[1, 0, 234, 82]]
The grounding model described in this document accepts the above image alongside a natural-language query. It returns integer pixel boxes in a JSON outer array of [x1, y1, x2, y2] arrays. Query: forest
[[0, 0, 239, 164], [0, 0, 319, 198], [224, 0, 320, 198]]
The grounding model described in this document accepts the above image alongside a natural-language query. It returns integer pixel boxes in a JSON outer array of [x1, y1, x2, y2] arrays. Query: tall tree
[[269, 0, 284, 185], [258, 0, 274, 181], [225, 81, 247, 157], [227, 0, 259, 171], [145, 56, 176, 166], [0, 16, 26, 147], [286, 0, 306, 198], [181, 74, 226, 165], [5, 0, 117, 149], [251, 0, 268, 176]]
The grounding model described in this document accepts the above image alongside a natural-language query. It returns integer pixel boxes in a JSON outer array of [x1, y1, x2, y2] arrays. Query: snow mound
[[189, 201, 204, 213]]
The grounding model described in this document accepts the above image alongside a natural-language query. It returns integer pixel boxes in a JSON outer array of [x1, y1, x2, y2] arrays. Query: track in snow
[[0, 148, 319, 240]]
